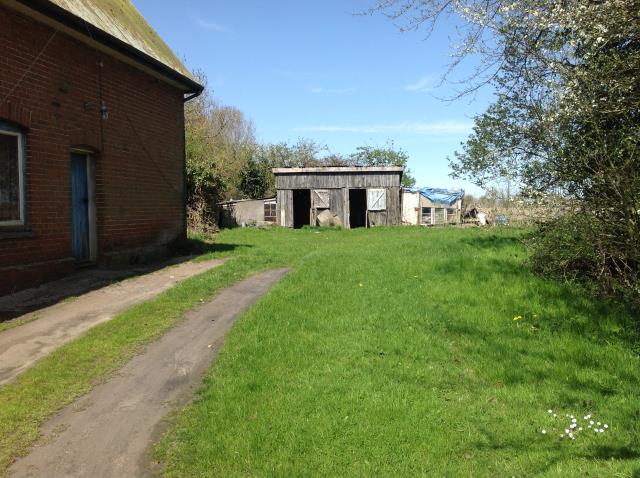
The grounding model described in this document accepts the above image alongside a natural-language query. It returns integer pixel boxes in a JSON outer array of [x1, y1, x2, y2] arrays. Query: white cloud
[[404, 75, 436, 92], [293, 121, 473, 135], [194, 17, 230, 33], [310, 87, 357, 94]]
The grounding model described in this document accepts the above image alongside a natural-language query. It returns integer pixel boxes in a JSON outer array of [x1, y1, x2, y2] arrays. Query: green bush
[[529, 213, 640, 307]]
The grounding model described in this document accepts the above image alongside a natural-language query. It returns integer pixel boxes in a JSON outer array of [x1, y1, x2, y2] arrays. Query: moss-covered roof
[[49, 0, 194, 81]]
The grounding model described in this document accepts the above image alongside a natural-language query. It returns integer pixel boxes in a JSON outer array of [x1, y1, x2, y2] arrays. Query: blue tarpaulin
[[405, 187, 465, 206]]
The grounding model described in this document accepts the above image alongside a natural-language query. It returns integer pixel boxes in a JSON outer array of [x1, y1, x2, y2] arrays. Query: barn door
[[367, 188, 386, 211], [311, 189, 330, 209], [70, 153, 95, 262]]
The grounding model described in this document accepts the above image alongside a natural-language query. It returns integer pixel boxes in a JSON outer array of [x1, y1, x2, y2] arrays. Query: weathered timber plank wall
[[274, 171, 403, 228], [276, 189, 293, 227], [275, 172, 401, 190], [330, 188, 345, 226], [367, 187, 401, 226]]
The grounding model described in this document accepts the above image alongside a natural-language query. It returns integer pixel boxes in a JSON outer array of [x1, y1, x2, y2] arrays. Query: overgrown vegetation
[[154, 228, 640, 477], [184, 72, 255, 231], [370, 0, 640, 306]]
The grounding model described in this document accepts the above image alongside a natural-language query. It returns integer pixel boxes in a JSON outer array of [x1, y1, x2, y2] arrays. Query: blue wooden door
[[71, 154, 90, 262]]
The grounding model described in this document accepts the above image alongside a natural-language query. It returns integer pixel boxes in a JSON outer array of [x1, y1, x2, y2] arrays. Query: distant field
[[156, 227, 640, 477]]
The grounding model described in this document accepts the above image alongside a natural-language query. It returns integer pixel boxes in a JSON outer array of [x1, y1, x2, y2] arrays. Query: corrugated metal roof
[[47, 0, 193, 80]]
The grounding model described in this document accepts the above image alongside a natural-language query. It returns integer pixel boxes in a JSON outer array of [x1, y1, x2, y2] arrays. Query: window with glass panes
[[264, 201, 276, 222], [0, 123, 25, 225]]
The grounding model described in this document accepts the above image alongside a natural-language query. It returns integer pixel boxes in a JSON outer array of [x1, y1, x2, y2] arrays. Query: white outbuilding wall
[[402, 191, 420, 225]]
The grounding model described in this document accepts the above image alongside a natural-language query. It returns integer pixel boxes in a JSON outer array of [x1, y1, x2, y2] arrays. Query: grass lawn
[[154, 227, 640, 477]]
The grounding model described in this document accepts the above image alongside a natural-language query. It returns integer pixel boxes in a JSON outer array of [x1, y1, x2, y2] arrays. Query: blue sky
[[135, 0, 494, 195]]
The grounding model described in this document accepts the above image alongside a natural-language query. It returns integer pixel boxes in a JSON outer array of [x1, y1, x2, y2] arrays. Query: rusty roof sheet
[[47, 0, 193, 80]]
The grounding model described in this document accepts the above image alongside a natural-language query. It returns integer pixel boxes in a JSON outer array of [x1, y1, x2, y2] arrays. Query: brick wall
[[0, 5, 187, 295]]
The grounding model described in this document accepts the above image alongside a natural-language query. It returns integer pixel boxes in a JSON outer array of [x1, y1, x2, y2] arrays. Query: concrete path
[[9, 268, 289, 478], [0, 256, 211, 320], [0, 258, 225, 385]]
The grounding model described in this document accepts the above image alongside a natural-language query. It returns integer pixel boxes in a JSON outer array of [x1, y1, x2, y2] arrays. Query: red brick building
[[0, 0, 202, 295]]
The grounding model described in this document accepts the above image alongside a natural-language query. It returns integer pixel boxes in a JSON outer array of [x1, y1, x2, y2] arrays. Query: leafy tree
[[184, 71, 256, 229], [238, 157, 270, 199], [350, 142, 416, 187], [250, 139, 332, 196]]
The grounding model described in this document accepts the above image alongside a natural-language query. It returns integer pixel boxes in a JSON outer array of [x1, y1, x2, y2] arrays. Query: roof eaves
[[14, 0, 203, 94], [272, 166, 405, 174]]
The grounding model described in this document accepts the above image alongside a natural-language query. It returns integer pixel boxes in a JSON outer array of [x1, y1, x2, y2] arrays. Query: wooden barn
[[273, 167, 403, 228]]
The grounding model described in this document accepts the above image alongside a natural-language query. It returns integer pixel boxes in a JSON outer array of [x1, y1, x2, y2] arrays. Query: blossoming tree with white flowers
[[370, 0, 639, 305]]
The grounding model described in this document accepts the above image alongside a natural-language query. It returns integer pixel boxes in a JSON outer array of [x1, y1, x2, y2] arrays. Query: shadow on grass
[[589, 445, 640, 460], [170, 237, 252, 257], [440, 241, 640, 347], [460, 234, 524, 250], [471, 427, 640, 475], [459, 230, 640, 341], [442, 314, 637, 396]]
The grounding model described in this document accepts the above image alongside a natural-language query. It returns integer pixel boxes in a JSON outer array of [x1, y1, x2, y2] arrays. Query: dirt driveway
[[0, 258, 225, 385], [9, 268, 289, 478]]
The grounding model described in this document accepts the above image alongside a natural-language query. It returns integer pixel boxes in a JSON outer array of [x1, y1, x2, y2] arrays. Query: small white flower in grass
[[553, 414, 557, 418], [542, 409, 609, 442]]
